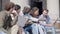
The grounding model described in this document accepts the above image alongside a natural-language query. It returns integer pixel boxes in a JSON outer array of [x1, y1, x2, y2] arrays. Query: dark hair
[[23, 6, 30, 14], [30, 7, 39, 17], [4, 2, 15, 11], [14, 5, 21, 11], [43, 9, 49, 12]]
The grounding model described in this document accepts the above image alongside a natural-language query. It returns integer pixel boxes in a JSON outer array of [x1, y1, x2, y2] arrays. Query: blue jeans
[[24, 30, 30, 34], [32, 23, 44, 34], [24, 25, 32, 34], [24, 23, 44, 34], [0, 32, 6, 34], [43, 26, 56, 34]]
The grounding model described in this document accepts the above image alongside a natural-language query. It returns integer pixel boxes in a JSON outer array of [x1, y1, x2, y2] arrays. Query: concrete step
[[47, 32, 60, 34], [47, 29, 60, 34], [48, 29, 60, 32]]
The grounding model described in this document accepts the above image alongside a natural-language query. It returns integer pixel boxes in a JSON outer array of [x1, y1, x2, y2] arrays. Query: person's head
[[14, 4, 21, 14], [4, 2, 15, 13], [42, 9, 49, 16], [30, 7, 39, 18], [23, 5, 30, 14]]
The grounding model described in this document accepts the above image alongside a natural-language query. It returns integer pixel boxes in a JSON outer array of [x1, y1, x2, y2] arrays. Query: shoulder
[[0, 10, 8, 15], [39, 14, 43, 18], [0, 11, 7, 16], [47, 15, 50, 18]]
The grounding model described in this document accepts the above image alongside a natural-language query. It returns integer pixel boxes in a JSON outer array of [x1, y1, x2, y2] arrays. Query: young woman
[[24, 7, 44, 34], [30, 7, 44, 34]]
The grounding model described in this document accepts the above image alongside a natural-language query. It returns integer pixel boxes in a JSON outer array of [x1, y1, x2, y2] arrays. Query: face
[[43, 10, 48, 16], [24, 8, 30, 13], [16, 9, 20, 14], [34, 10, 39, 16], [9, 8, 14, 14]]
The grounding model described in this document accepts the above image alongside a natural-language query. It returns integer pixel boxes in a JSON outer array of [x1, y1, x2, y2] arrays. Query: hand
[[11, 10, 18, 16]]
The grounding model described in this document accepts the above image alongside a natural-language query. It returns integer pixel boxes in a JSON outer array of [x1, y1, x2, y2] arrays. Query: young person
[[11, 5, 26, 34], [30, 7, 44, 34], [39, 9, 56, 34], [22, 6, 31, 34], [0, 2, 15, 34], [24, 7, 44, 34]]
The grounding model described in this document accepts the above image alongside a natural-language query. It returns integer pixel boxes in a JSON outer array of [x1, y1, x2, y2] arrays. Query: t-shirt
[[39, 14, 52, 25], [17, 15, 28, 27]]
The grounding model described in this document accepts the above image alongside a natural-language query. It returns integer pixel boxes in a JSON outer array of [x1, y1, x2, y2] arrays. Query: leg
[[51, 27, 56, 34], [38, 25, 44, 34], [11, 25, 19, 34], [24, 26, 32, 31], [31, 23, 38, 34], [44, 27, 47, 34], [24, 25, 32, 34], [44, 26, 56, 34], [18, 27, 25, 34], [0, 32, 6, 34], [24, 31, 30, 34], [41, 26, 47, 34]]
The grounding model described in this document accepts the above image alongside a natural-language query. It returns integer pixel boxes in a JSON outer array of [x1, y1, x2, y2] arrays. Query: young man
[[11, 5, 27, 34], [0, 2, 15, 34], [39, 9, 56, 34]]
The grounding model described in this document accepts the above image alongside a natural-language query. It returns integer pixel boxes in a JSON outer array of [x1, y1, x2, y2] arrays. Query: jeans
[[32, 23, 44, 34], [43, 26, 56, 34], [25, 31, 30, 34], [0, 32, 6, 34], [24, 23, 44, 34], [24, 25, 32, 34]]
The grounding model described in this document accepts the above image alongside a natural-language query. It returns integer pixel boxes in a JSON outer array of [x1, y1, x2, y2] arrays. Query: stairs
[[47, 19, 60, 34], [47, 29, 60, 34]]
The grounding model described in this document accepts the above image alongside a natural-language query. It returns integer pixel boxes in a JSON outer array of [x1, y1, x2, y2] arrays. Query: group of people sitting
[[0, 2, 57, 34]]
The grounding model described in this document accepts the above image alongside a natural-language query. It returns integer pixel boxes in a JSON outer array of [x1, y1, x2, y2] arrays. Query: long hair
[[30, 7, 39, 17]]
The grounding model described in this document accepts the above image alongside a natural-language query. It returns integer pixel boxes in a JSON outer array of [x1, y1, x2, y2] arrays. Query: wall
[[0, 0, 2, 11], [1, 0, 60, 19], [10, 0, 29, 11], [59, 0, 60, 18], [47, 0, 59, 20], [42, 0, 47, 9], [2, 0, 10, 10]]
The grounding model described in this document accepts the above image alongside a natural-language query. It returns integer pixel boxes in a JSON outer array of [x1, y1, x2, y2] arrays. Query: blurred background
[[0, 0, 60, 34]]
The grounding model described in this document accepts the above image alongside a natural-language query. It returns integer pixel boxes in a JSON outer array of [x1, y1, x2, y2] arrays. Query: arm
[[39, 15, 53, 27], [45, 16, 54, 27], [30, 17, 39, 22]]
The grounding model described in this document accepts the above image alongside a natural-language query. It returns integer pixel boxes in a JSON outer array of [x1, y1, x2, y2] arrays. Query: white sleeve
[[19, 11, 24, 16], [30, 17, 39, 22], [17, 15, 28, 27]]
